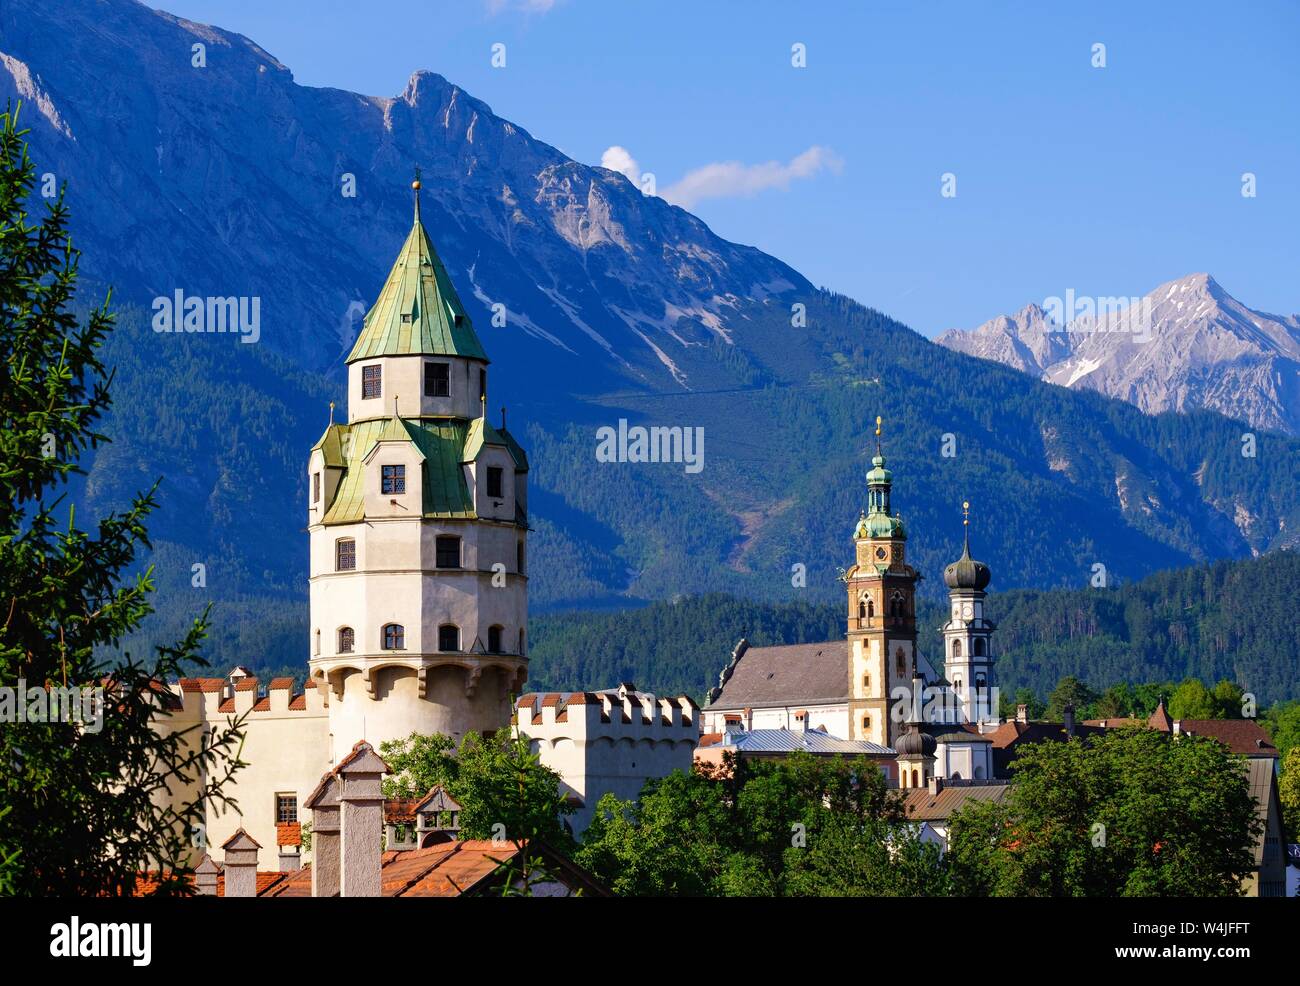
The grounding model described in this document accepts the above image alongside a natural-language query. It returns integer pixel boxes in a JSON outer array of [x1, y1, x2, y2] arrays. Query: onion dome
[[943, 502, 991, 590], [894, 723, 936, 759]]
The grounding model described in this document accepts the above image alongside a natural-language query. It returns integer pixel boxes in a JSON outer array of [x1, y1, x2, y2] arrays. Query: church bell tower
[[846, 417, 919, 749]]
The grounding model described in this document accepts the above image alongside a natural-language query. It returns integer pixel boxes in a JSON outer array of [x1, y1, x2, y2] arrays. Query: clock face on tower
[[962, 603, 974, 619]]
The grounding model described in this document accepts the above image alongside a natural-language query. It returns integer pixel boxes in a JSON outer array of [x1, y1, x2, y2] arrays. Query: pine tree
[[0, 104, 245, 895]]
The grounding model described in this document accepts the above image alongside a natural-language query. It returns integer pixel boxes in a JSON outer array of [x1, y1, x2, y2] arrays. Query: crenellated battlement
[[515, 682, 697, 737], [173, 675, 327, 721]]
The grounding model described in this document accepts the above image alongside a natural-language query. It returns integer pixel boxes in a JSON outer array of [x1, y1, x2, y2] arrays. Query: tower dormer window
[[974, 637, 986, 657], [362, 364, 382, 399], [486, 466, 503, 499], [382, 465, 406, 495], [435, 535, 461, 569], [401, 313, 412, 324], [383, 624, 405, 650], [424, 362, 450, 397], [336, 538, 356, 571]]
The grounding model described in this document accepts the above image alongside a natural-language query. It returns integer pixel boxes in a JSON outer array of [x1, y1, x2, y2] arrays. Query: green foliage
[[576, 751, 948, 897], [1279, 753, 1300, 844], [1047, 676, 1099, 720], [1168, 678, 1218, 719], [0, 104, 245, 895], [947, 729, 1260, 896], [379, 730, 575, 852]]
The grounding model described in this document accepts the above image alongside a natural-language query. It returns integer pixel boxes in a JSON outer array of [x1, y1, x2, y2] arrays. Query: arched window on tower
[[952, 639, 963, 660], [911, 769, 919, 788], [338, 627, 354, 654], [974, 637, 987, 657], [858, 598, 867, 621], [889, 590, 905, 618], [488, 625, 503, 653], [383, 624, 405, 650], [896, 648, 907, 675], [438, 625, 460, 652], [867, 598, 875, 619]]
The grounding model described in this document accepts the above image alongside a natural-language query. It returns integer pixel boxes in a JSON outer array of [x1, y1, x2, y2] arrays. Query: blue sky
[[151, 0, 1298, 337]]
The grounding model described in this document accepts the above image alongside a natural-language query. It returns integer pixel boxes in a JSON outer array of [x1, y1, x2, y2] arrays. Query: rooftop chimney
[[336, 741, 389, 898], [1015, 704, 1028, 724], [221, 829, 260, 898], [927, 775, 944, 795], [305, 773, 341, 898], [1063, 704, 1075, 737], [194, 854, 219, 896]]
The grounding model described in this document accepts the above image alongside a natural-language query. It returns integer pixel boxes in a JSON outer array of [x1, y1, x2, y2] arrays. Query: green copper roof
[[319, 417, 477, 524], [463, 417, 529, 471], [346, 203, 488, 364]]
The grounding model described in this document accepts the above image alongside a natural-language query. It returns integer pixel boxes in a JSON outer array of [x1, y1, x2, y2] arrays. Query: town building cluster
[[155, 183, 1288, 898]]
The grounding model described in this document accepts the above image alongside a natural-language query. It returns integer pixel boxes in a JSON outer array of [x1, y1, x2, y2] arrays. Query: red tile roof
[[252, 697, 270, 712], [288, 694, 306, 710], [179, 677, 225, 693], [233, 677, 259, 692], [269, 677, 295, 690], [218, 698, 234, 713], [276, 822, 301, 847], [1176, 719, 1279, 757]]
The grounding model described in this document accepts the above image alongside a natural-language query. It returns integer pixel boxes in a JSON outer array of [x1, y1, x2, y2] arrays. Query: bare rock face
[[0, 0, 804, 390], [939, 274, 1300, 436]]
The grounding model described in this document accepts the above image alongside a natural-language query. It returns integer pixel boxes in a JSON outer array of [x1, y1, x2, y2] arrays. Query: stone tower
[[941, 502, 997, 725], [846, 418, 919, 749], [306, 177, 529, 763]]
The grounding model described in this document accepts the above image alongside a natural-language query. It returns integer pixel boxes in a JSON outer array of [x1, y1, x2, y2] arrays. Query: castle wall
[[516, 689, 699, 835]]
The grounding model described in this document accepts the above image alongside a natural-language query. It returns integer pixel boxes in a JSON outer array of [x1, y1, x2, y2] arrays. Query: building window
[[488, 625, 503, 653], [424, 362, 450, 397], [314, 629, 320, 656], [889, 590, 905, 618], [435, 535, 461, 569], [438, 624, 460, 652], [486, 466, 503, 499], [382, 464, 406, 495], [401, 312, 412, 324], [383, 623, 405, 650], [336, 538, 356, 571], [312, 472, 321, 504], [862, 673, 871, 689], [974, 637, 986, 657], [338, 627, 354, 653], [857, 598, 866, 620], [362, 364, 382, 399], [896, 648, 906, 675], [862, 715, 870, 731], [952, 639, 962, 659], [975, 674, 986, 692], [866, 598, 875, 619], [276, 793, 297, 824]]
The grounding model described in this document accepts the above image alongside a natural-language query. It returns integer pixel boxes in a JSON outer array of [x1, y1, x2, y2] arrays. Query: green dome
[[855, 510, 906, 540], [866, 454, 891, 486]]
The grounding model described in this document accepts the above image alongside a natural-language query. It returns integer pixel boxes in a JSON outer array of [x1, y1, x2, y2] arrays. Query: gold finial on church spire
[[963, 500, 970, 526], [328, 400, 335, 426], [412, 166, 422, 221], [875, 415, 883, 456]]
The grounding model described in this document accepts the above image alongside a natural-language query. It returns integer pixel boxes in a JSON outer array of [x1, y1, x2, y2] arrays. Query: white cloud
[[600, 145, 642, 183], [661, 145, 843, 209], [487, 0, 557, 14]]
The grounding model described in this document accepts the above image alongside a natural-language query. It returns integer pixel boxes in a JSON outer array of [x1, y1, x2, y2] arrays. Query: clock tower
[[846, 418, 919, 749]]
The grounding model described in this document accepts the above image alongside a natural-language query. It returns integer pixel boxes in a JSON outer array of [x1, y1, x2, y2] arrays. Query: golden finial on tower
[[962, 500, 970, 526], [328, 400, 335, 426], [874, 415, 883, 455], [412, 166, 422, 221]]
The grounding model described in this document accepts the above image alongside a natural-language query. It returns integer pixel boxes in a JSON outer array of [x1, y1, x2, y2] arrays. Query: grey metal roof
[[723, 728, 893, 757], [708, 641, 847, 710]]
